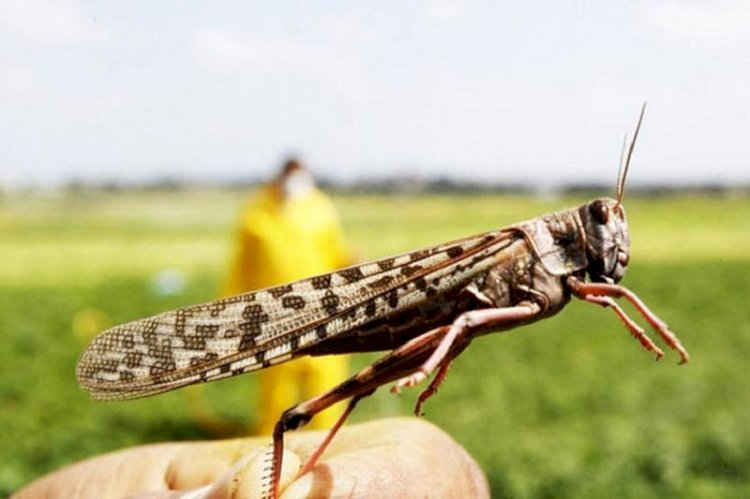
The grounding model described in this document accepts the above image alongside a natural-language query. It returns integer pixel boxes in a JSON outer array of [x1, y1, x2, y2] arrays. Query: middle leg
[[393, 302, 543, 392]]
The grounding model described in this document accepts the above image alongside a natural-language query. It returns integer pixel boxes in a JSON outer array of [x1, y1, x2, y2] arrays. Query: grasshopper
[[77, 103, 688, 498]]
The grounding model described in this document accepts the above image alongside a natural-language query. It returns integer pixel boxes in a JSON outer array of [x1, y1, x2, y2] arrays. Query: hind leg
[[266, 325, 452, 498]]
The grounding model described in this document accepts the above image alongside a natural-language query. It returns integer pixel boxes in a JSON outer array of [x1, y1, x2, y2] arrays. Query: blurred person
[[14, 418, 489, 498], [187, 158, 353, 435]]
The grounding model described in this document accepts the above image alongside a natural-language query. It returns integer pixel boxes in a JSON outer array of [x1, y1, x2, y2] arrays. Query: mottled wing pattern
[[77, 229, 519, 400]]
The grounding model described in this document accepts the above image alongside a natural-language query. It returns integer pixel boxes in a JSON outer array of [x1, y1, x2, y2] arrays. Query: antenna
[[616, 132, 628, 197], [616, 102, 647, 206]]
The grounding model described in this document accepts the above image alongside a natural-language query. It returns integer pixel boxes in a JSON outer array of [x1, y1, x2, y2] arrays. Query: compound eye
[[589, 200, 609, 225]]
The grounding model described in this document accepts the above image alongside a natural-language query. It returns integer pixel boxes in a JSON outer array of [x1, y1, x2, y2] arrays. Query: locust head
[[580, 197, 629, 283], [579, 102, 646, 284]]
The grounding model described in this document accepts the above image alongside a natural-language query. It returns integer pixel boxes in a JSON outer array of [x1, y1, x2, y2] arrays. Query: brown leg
[[585, 295, 664, 360], [393, 302, 542, 392], [297, 389, 373, 476], [266, 325, 453, 499], [567, 276, 689, 364], [413, 358, 452, 417], [408, 335, 472, 416]]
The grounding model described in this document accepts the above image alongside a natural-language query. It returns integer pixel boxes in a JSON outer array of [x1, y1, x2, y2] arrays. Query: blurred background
[[2, 1, 749, 497]]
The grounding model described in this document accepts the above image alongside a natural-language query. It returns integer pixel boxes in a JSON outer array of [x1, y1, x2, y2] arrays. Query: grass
[[1, 189, 749, 497]]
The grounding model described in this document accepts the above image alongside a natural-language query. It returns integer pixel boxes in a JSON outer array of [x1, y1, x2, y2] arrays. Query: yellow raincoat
[[224, 185, 352, 434]]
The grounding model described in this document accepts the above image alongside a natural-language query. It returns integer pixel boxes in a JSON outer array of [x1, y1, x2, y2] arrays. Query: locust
[[77, 104, 688, 498]]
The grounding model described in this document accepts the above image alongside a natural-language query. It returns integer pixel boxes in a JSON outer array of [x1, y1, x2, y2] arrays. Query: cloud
[[0, 64, 39, 96], [642, 0, 750, 42], [317, 13, 379, 45], [426, 0, 471, 21], [193, 28, 373, 101], [195, 29, 325, 73], [0, 0, 106, 44]]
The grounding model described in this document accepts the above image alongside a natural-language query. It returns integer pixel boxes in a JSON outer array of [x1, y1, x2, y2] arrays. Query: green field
[[2, 190, 749, 497]]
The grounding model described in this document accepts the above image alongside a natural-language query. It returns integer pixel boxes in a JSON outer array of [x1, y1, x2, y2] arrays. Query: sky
[[1, 0, 749, 188]]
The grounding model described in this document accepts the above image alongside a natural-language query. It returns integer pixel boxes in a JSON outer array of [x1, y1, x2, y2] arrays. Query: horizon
[[5, 171, 747, 193]]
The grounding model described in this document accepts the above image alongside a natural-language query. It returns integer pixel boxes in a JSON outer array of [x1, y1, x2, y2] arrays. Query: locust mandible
[[77, 103, 688, 498]]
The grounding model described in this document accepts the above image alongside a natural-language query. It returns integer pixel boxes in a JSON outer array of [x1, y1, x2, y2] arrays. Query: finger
[[15, 438, 264, 498], [200, 448, 300, 499], [15, 418, 488, 499], [281, 417, 489, 499]]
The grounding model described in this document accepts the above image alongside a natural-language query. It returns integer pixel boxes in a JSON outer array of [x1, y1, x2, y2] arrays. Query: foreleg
[[567, 276, 689, 364]]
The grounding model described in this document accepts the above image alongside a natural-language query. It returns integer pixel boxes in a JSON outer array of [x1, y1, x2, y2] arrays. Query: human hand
[[15, 417, 489, 498]]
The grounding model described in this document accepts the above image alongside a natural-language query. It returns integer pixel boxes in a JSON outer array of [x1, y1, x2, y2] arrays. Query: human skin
[[15, 417, 489, 499]]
